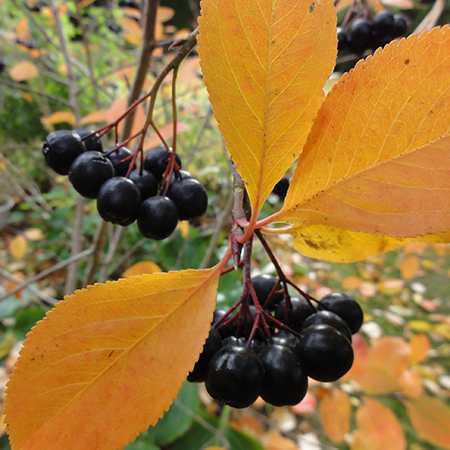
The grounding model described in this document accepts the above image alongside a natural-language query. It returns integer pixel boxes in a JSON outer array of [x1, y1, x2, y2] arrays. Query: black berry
[[43, 130, 86, 175], [294, 324, 354, 382], [167, 178, 208, 221], [275, 297, 315, 332], [371, 11, 395, 36], [137, 196, 178, 240], [97, 177, 142, 226], [187, 328, 222, 383], [348, 18, 372, 54], [391, 14, 408, 38], [68, 151, 114, 199], [144, 146, 182, 180], [302, 310, 352, 342], [318, 292, 364, 334], [106, 146, 135, 176], [129, 169, 158, 200], [73, 128, 103, 153], [259, 345, 308, 406], [205, 345, 264, 408], [251, 274, 284, 308]]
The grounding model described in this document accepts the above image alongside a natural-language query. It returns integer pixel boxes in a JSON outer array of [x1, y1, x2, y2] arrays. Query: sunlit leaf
[[319, 389, 350, 442], [157, 6, 175, 23], [287, 224, 450, 262], [198, 0, 337, 219], [122, 262, 162, 277], [41, 111, 77, 127], [5, 268, 222, 450], [9, 61, 38, 81], [404, 396, 450, 449], [351, 398, 406, 450], [276, 27, 450, 240]]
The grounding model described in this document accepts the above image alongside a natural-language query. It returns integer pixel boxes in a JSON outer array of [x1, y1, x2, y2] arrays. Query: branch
[[121, 0, 159, 140], [0, 248, 93, 303]]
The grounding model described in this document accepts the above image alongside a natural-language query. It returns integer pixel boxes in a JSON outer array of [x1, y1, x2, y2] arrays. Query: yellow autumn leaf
[[9, 235, 27, 260], [41, 111, 77, 127], [5, 268, 222, 450], [121, 261, 162, 277], [9, 61, 38, 81], [198, 0, 337, 220], [274, 27, 450, 239], [404, 396, 450, 449], [286, 224, 450, 262]]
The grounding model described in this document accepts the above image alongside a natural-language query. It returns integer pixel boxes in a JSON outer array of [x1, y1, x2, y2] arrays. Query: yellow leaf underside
[[277, 27, 450, 238], [287, 224, 450, 262], [5, 268, 221, 450], [198, 0, 337, 217]]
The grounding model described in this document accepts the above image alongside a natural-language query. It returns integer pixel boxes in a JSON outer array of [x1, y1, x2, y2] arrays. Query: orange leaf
[[399, 369, 423, 398], [401, 255, 420, 280], [80, 110, 108, 125], [156, 6, 175, 23], [119, 17, 143, 44], [288, 224, 450, 262], [198, 0, 337, 219], [121, 261, 162, 277], [5, 268, 222, 450], [16, 18, 29, 40], [348, 337, 411, 394], [351, 398, 406, 450], [409, 333, 431, 365], [404, 396, 450, 449], [41, 111, 77, 127], [9, 61, 38, 81], [276, 27, 450, 239], [319, 389, 351, 442]]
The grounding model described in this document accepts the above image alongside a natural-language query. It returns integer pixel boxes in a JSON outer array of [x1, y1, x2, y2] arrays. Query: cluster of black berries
[[338, 11, 408, 55], [188, 274, 363, 408], [42, 129, 208, 240]]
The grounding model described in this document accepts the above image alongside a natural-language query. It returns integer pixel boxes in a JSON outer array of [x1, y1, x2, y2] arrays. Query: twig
[[86, 220, 109, 286], [200, 190, 234, 269], [121, 0, 159, 140], [0, 248, 93, 302], [0, 268, 58, 306], [98, 226, 124, 282], [0, 79, 71, 107]]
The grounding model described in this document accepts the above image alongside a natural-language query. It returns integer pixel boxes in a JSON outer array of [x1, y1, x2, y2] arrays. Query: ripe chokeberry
[[205, 345, 264, 408], [167, 178, 208, 221], [129, 169, 158, 200], [137, 196, 178, 240], [106, 146, 135, 176], [318, 292, 364, 334], [43, 130, 86, 175], [302, 310, 352, 342], [272, 330, 300, 349], [275, 297, 315, 332], [251, 274, 284, 308], [391, 13, 408, 38], [187, 327, 222, 383], [144, 146, 181, 180], [213, 308, 238, 338], [294, 324, 354, 382], [348, 18, 372, 54], [97, 177, 142, 226], [258, 344, 308, 406], [371, 11, 395, 37], [68, 151, 114, 199], [73, 128, 103, 153]]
